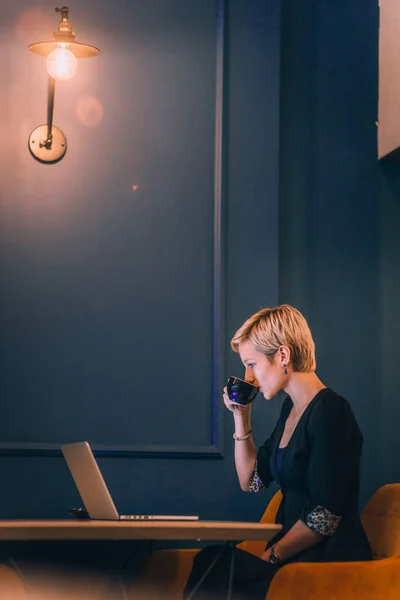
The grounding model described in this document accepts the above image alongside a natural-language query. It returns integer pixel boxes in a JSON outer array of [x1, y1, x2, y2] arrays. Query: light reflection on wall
[[75, 96, 104, 127], [14, 7, 55, 43]]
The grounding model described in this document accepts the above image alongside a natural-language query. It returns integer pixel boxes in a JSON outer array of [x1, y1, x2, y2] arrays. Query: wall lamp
[[28, 6, 100, 164]]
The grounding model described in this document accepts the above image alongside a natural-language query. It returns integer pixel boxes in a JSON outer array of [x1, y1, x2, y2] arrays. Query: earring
[[282, 363, 288, 375]]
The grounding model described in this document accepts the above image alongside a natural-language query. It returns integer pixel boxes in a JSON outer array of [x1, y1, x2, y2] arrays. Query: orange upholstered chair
[[267, 483, 400, 600], [0, 564, 27, 599], [360, 483, 400, 559], [135, 489, 282, 600], [135, 484, 400, 600]]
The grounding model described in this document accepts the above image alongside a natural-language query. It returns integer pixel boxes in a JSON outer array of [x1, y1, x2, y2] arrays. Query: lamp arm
[[28, 72, 66, 163], [45, 75, 56, 147]]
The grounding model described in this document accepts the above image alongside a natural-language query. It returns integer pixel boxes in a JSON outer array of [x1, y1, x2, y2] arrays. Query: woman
[[184, 304, 372, 600]]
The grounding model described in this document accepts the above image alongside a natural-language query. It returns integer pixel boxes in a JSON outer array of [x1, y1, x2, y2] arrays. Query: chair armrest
[[267, 557, 400, 600], [136, 549, 200, 600], [0, 564, 26, 599]]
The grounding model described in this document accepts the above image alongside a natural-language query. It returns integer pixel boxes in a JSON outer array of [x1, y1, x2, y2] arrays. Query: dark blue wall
[[0, 0, 280, 531], [279, 0, 400, 505]]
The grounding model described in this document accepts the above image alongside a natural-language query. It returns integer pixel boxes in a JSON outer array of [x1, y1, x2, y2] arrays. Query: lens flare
[[75, 96, 104, 127]]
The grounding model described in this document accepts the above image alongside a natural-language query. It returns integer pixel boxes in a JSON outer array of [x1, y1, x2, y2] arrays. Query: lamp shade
[[29, 40, 100, 59], [28, 6, 100, 59]]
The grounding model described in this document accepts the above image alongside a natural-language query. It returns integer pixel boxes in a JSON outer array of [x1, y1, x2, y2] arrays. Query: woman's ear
[[278, 345, 291, 367]]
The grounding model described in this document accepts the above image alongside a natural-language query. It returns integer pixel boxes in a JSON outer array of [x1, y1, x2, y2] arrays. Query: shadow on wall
[[379, 159, 400, 486]]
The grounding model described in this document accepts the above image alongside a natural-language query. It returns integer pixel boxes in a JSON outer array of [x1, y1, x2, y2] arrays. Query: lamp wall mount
[[28, 125, 67, 164]]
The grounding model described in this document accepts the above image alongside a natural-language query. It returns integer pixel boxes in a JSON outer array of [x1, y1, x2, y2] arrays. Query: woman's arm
[[262, 520, 323, 562], [233, 408, 258, 491], [224, 389, 290, 492], [223, 387, 257, 490]]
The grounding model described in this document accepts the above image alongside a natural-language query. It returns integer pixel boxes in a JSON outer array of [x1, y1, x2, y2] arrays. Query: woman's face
[[238, 340, 285, 400]]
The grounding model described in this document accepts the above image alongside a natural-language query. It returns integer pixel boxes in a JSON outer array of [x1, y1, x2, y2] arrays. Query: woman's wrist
[[233, 406, 251, 426], [233, 429, 253, 441], [233, 415, 251, 437], [273, 543, 286, 562]]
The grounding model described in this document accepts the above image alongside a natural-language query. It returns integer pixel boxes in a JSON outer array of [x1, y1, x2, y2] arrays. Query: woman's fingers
[[223, 393, 245, 413]]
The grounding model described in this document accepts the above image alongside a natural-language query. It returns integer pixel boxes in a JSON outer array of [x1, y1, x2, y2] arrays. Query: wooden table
[[0, 520, 282, 542]]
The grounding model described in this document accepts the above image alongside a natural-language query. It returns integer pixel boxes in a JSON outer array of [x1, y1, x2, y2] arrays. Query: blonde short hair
[[230, 304, 316, 372]]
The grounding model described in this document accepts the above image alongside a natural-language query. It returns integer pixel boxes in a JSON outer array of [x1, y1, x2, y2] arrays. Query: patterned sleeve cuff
[[248, 460, 266, 492], [305, 505, 342, 536]]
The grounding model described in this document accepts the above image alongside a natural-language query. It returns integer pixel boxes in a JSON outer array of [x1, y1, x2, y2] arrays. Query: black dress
[[183, 388, 372, 600]]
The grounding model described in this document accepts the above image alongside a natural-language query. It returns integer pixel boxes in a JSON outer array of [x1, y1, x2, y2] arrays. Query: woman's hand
[[260, 548, 272, 562], [223, 386, 250, 415]]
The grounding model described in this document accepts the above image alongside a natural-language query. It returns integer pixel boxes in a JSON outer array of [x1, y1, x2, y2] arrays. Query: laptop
[[61, 441, 199, 521]]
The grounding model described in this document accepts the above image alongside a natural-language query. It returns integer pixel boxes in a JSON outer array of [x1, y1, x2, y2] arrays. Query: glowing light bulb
[[46, 46, 77, 81]]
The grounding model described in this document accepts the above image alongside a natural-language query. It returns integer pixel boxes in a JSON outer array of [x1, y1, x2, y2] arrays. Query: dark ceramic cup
[[227, 376, 259, 406]]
